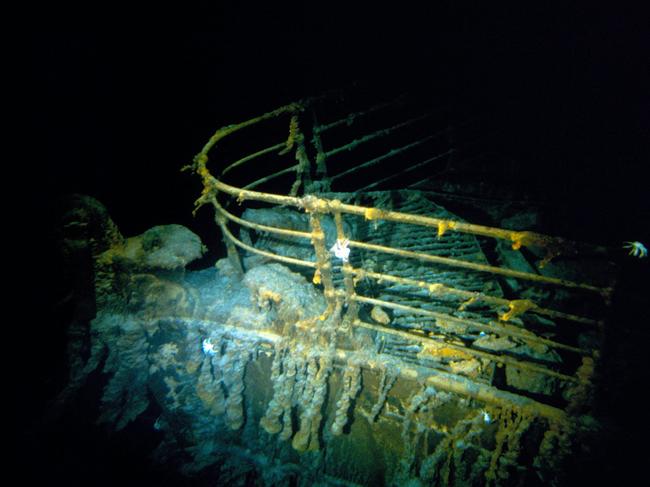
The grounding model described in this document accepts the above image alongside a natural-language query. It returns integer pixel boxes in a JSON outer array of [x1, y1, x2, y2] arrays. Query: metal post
[[331, 205, 359, 331]]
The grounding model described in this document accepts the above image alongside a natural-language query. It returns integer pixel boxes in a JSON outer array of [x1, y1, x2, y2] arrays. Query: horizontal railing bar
[[408, 183, 549, 206], [334, 203, 546, 249], [324, 114, 431, 158], [242, 164, 300, 190], [314, 97, 406, 133], [217, 200, 599, 326], [207, 177, 545, 250], [329, 133, 439, 182], [423, 368, 567, 422], [222, 142, 287, 175], [188, 101, 603, 265], [351, 294, 585, 355], [211, 177, 303, 208], [218, 220, 317, 269], [201, 180, 608, 297], [346, 238, 603, 295], [215, 203, 313, 241], [354, 317, 577, 383], [348, 267, 600, 326], [215, 197, 599, 325], [355, 149, 455, 192]]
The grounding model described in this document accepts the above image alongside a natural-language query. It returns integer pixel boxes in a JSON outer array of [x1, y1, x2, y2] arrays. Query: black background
[[31, 5, 648, 239], [25, 3, 649, 485]]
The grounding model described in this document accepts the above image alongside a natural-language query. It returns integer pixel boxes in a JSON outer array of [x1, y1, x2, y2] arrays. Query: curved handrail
[[186, 95, 611, 418]]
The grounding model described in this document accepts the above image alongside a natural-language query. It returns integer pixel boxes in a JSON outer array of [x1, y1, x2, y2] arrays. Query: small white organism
[[623, 241, 647, 258], [479, 409, 491, 424], [202, 338, 217, 356], [330, 238, 350, 262]]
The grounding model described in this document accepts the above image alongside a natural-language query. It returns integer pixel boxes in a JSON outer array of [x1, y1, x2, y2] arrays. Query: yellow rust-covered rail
[[186, 95, 612, 424]]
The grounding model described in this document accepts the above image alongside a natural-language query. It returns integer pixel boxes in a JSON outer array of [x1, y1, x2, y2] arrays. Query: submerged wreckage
[[59, 92, 619, 485]]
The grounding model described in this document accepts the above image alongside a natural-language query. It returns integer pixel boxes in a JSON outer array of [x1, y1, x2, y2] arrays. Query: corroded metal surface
[[179, 92, 615, 484]]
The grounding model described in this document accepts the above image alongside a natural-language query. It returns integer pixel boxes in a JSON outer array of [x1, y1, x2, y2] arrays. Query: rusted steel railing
[[186, 96, 611, 420]]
